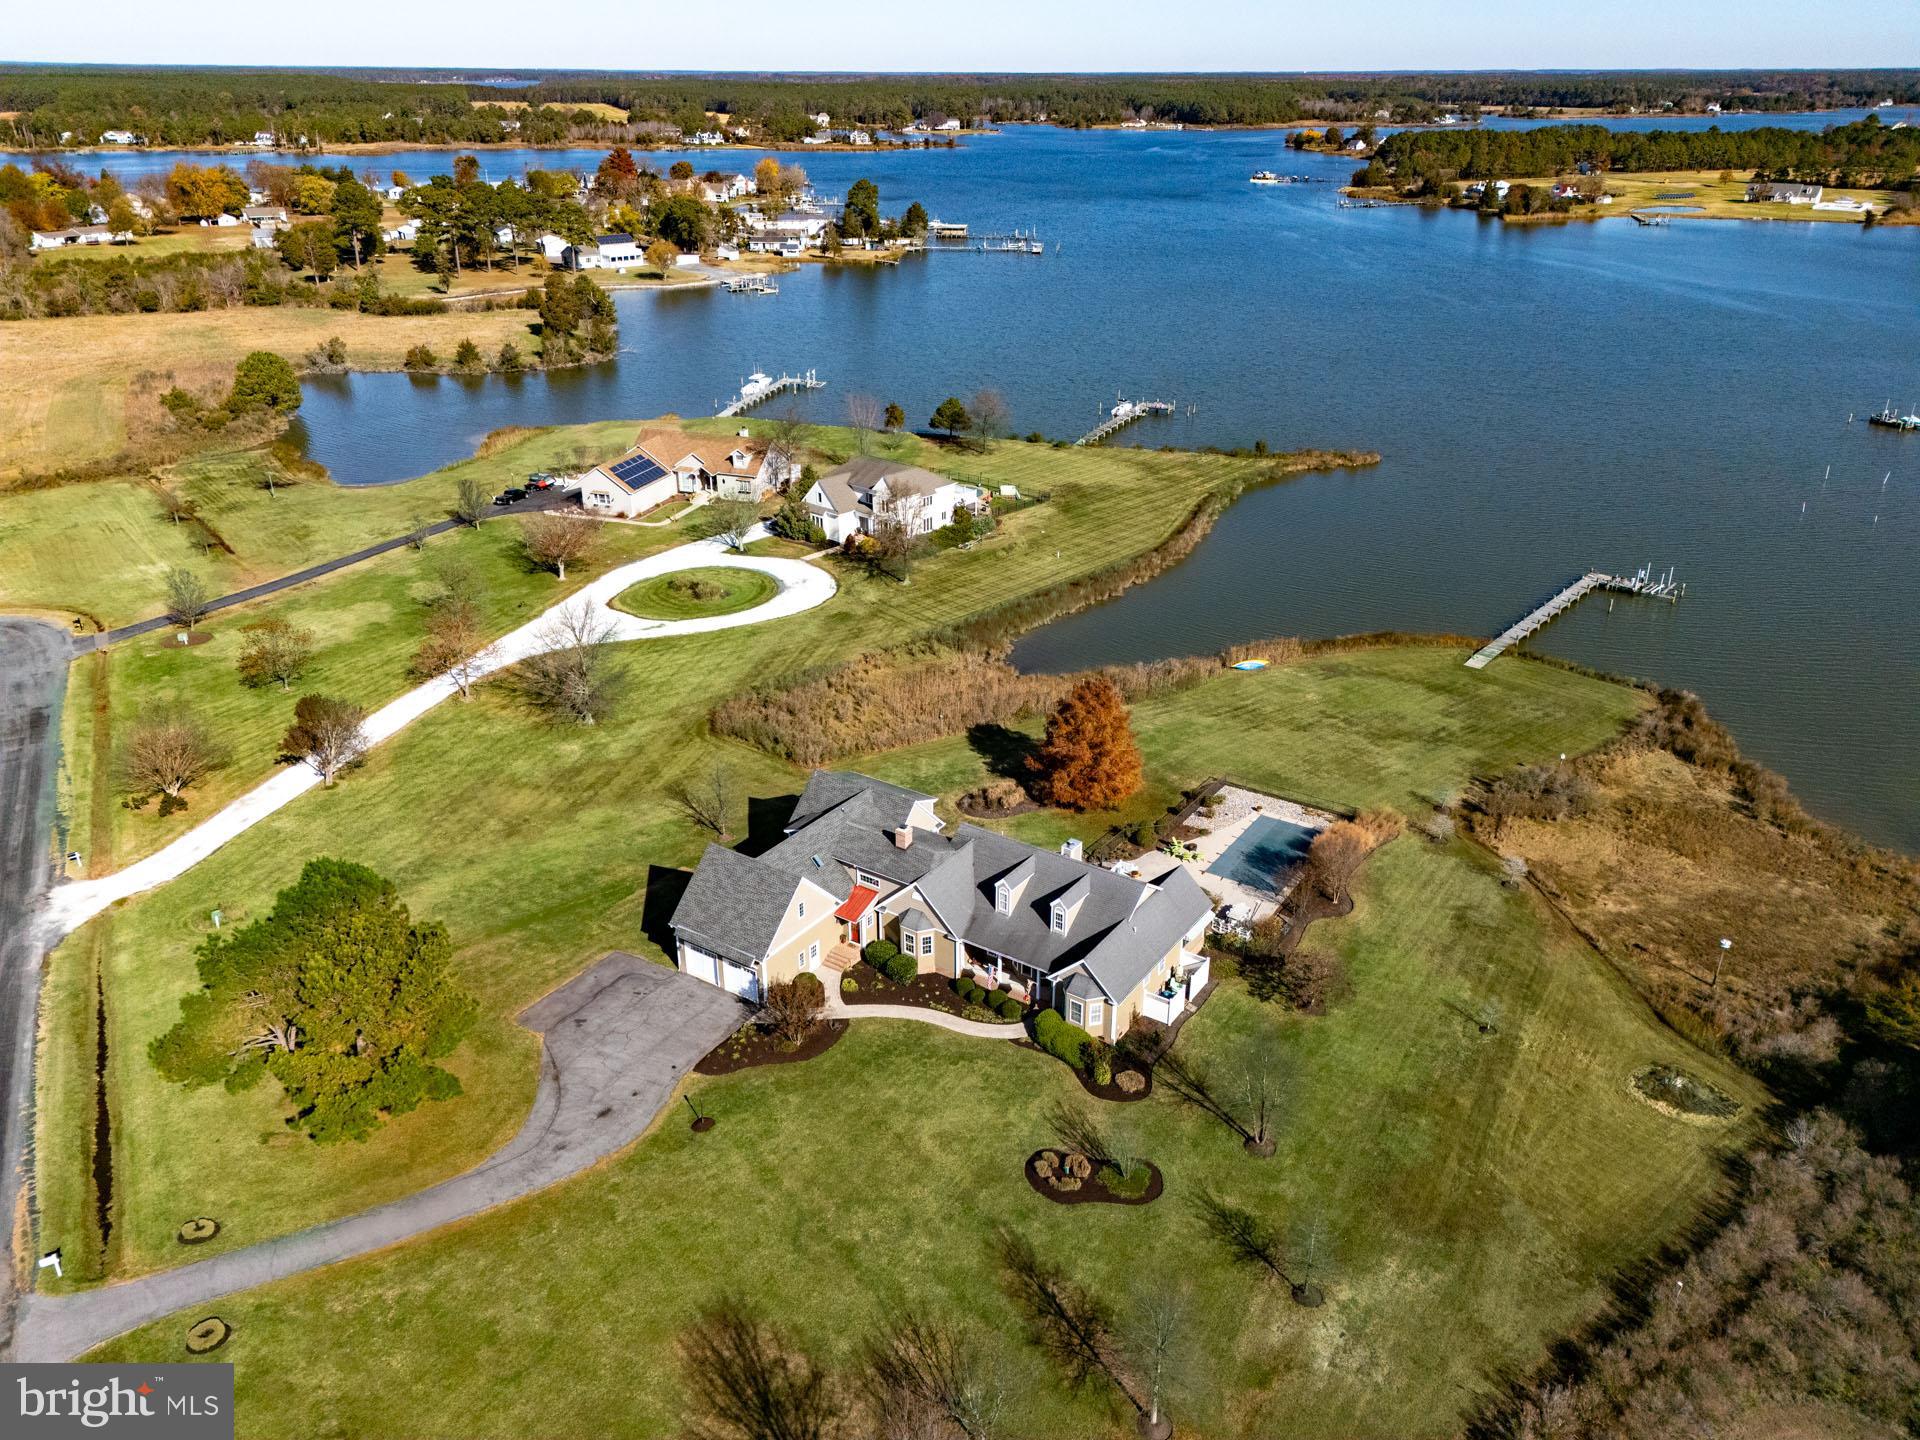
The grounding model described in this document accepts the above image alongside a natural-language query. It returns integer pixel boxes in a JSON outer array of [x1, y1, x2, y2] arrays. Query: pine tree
[[1030, 676, 1142, 811]]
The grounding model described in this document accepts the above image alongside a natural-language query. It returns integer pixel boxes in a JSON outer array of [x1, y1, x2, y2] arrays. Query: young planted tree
[[670, 762, 737, 842], [679, 1298, 842, 1440], [861, 1312, 1009, 1440], [761, 974, 826, 1045], [996, 1231, 1138, 1410], [1302, 819, 1370, 902], [453, 474, 490, 527], [883, 401, 906, 432], [968, 388, 1009, 450], [411, 600, 495, 700], [700, 497, 761, 552], [1028, 676, 1143, 811], [148, 858, 476, 1143], [235, 616, 315, 691], [122, 710, 221, 801], [645, 236, 680, 274], [281, 694, 370, 785], [164, 566, 212, 631], [521, 512, 597, 579], [845, 393, 883, 454], [520, 602, 624, 725]]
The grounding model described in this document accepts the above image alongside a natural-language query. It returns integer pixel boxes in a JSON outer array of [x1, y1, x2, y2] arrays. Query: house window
[[797, 901, 806, 918], [1050, 904, 1067, 934], [800, 942, 819, 971], [1067, 997, 1084, 1026], [1086, 1000, 1104, 1032], [920, 933, 936, 957], [995, 881, 1011, 914]]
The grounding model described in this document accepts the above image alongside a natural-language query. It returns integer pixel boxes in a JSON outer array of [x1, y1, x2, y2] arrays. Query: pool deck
[[1130, 785, 1336, 923]]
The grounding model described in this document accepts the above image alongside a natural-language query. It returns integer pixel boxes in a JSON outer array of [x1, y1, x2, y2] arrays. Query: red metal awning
[[834, 885, 878, 922]]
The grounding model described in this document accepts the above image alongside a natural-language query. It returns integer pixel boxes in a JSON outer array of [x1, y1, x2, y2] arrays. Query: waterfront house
[[383, 218, 420, 245], [1748, 181, 1823, 204], [578, 424, 795, 515], [99, 129, 140, 145], [810, 112, 831, 127], [564, 233, 645, 269], [688, 130, 725, 146], [698, 173, 755, 203], [242, 205, 289, 229], [936, 117, 962, 131], [669, 772, 1214, 1033], [29, 224, 130, 251], [803, 457, 986, 544]]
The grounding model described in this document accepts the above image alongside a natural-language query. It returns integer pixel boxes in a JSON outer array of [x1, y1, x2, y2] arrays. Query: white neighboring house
[[98, 129, 140, 145], [687, 130, 725, 146], [742, 209, 829, 252], [242, 205, 289, 230], [30, 224, 131, 251], [1748, 181, 1823, 204], [383, 218, 420, 246], [810, 112, 831, 127], [846, 130, 873, 146], [935, 118, 962, 131], [698, 173, 755, 203], [536, 232, 570, 264], [246, 131, 277, 148], [564, 233, 645, 269], [804, 457, 986, 545]]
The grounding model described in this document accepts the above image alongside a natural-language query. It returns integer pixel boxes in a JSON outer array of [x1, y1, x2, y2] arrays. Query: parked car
[[493, 487, 527, 506], [526, 473, 555, 490]]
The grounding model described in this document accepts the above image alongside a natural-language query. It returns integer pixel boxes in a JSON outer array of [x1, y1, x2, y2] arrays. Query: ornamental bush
[[1034, 1008, 1094, 1071], [994, 993, 1022, 1020], [862, 940, 897, 969], [882, 949, 918, 985]]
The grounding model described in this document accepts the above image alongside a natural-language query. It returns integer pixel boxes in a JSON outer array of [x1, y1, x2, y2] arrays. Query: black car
[[494, 487, 527, 506]]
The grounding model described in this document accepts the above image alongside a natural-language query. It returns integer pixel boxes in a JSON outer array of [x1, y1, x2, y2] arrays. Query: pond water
[[10, 119, 1918, 850]]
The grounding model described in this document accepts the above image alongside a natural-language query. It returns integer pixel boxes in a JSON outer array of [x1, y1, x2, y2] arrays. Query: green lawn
[[859, 645, 1644, 850], [38, 430, 1294, 1284], [91, 837, 1757, 1438], [610, 565, 777, 620]]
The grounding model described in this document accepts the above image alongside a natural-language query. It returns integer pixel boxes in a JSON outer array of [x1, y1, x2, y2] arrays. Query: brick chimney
[[894, 825, 913, 849]]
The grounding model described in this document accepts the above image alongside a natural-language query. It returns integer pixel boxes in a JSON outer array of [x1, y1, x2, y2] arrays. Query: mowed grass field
[[0, 306, 542, 477], [90, 836, 1758, 1438], [0, 422, 638, 625], [35, 431, 1294, 1283]]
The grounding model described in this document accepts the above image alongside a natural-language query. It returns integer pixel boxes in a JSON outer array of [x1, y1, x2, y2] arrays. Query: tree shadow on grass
[[640, 864, 693, 955], [967, 723, 1038, 781]]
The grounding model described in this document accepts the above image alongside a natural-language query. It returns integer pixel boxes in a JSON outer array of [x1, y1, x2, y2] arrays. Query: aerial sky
[[8, 0, 1916, 71]]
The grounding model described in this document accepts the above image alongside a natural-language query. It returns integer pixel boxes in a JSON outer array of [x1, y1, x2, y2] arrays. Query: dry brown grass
[[0, 307, 540, 479], [1478, 742, 1919, 1059]]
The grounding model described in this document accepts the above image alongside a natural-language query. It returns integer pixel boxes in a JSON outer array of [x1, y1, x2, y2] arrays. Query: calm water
[[14, 124, 1918, 849]]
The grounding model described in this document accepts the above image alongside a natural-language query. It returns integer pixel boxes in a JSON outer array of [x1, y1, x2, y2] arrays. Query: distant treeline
[[2, 67, 1917, 148], [1368, 116, 1920, 188]]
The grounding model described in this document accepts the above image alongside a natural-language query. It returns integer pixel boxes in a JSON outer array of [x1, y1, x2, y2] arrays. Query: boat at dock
[[1249, 171, 1280, 184]]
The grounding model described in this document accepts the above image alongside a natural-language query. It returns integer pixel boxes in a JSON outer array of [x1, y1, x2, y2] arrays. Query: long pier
[[717, 369, 823, 418], [1466, 565, 1684, 670], [1075, 398, 1176, 446]]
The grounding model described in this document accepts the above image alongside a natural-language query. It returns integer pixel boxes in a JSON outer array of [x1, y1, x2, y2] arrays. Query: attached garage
[[719, 960, 761, 1003], [679, 943, 720, 987], [678, 942, 761, 1003]]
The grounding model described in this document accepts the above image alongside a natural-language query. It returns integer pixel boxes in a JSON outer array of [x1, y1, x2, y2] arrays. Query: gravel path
[[12, 954, 746, 1363], [38, 527, 833, 943]]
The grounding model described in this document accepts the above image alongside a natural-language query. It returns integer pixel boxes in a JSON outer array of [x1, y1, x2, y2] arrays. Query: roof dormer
[[1049, 876, 1092, 935], [994, 857, 1036, 915]]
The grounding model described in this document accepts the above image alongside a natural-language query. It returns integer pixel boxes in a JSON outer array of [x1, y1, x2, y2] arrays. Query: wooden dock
[[1075, 398, 1176, 446], [717, 369, 823, 418], [1466, 565, 1684, 669]]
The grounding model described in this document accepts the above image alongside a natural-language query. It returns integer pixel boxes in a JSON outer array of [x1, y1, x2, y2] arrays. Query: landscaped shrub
[[1086, 1039, 1114, 1086], [762, 972, 825, 1044], [1034, 1008, 1094, 1071], [841, 974, 858, 993], [863, 940, 897, 969], [994, 993, 1022, 1020], [1131, 820, 1158, 847], [865, 940, 916, 985]]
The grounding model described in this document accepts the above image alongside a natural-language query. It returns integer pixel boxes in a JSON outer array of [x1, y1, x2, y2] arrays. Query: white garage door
[[720, 960, 761, 1003], [681, 946, 720, 987]]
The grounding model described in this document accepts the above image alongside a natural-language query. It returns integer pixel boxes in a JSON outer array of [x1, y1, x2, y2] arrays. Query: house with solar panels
[[668, 771, 1215, 1034], [578, 424, 797, 516]]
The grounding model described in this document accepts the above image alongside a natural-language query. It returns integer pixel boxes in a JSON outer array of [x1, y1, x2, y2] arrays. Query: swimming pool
[[1205, 815, 1318, 895]]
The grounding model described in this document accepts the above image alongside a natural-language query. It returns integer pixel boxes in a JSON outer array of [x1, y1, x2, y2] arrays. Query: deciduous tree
[[281, 693, 369, 786], [235, 616, 315, 690], [164, 566, 212, 630], [521, 512, 596, 579], [520, 602, 624, 725], [700, 497, 760, 552], [1302, 820, 1370, 901], [121, 709, 220, 800], [1029, 676, 1142, 811], [670, 762, 737, 842]]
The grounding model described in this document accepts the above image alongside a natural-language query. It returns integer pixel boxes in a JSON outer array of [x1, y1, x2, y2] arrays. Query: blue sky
[[9, 0, 1917, 70]]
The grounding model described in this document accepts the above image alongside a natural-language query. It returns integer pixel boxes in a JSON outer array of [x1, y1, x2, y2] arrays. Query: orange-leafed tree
[[1030, 676, 1142, 811]]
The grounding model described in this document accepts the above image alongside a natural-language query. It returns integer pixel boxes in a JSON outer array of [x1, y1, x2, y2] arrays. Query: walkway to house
[[37, 526, 835, 943], [823, 989, 1026, 1041], [13, 954, 747, 1364]]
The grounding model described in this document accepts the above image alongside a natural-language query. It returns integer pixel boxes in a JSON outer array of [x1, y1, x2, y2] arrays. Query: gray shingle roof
[[669, 843, 801, 968], [809, 457, 958, 518], [786, 771, 934, 834]]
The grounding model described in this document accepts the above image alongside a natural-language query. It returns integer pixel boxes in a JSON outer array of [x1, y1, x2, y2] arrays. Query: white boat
[[1249, 170, 1280, 185]]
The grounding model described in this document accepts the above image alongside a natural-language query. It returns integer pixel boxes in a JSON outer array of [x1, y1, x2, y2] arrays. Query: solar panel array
[[607, 453, 667, 490]]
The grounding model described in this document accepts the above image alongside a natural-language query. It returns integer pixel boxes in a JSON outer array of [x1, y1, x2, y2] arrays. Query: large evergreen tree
[[150, 858, 477, 1143], [1029, 676, 1143, 812]]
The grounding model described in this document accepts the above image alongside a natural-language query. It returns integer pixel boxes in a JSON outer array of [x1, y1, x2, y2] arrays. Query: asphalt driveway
[[13, 954, 745, 1362]]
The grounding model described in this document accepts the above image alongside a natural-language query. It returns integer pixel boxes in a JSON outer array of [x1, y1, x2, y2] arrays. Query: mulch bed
[[1071, 1059, 1154, 1103], [840, 964, 1022, 1026], [1025, 1151, 1164, 1207], [694, 1018, 847, 1076]]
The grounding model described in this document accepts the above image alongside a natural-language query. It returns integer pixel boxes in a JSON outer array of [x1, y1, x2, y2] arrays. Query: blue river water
[[9, 118, 1918, 848]]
